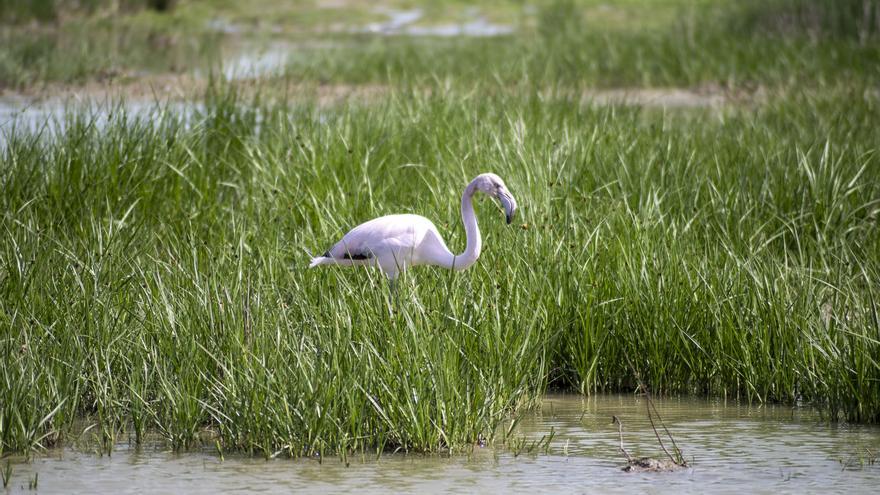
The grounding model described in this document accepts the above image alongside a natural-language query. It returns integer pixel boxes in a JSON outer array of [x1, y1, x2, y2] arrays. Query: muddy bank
[[1, 75, 763, 118]]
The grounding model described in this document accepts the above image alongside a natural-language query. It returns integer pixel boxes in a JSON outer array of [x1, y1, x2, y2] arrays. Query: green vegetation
[[2, 1, 879, 89], [0, 17, 217, 89], [2, 83, 878, 456], [1, 0, 878, 459], [282, 2, 878, 89]]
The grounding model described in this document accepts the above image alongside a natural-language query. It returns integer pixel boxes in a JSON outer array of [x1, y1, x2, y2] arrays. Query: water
[[221, 44, 290, 80], [363, 8, 513, 37], [5, 394, 879, 494], [364, 9, 425, 34], [405, 19, 514, 38], [0, 97, 203, 148]]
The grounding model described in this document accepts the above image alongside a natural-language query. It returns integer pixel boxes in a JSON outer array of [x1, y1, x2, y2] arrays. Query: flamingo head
[[471, 173, 518, 224]]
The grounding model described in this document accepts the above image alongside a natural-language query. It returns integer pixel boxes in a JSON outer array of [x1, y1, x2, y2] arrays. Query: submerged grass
[[1, 82, 878, 456]]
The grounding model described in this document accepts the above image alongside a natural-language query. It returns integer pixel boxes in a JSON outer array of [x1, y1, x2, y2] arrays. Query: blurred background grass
[[1, 0, 878, 89]]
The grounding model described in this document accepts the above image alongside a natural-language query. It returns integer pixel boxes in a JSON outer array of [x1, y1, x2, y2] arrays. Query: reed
[[1, 0, 879, 458], [1, 81, 878, 456]]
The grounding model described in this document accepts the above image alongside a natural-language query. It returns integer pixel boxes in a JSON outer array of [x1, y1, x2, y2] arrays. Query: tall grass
[[1, 83, 879, 456], [0, 16, 217, 88], [0, 0, 173, 23], [727, 0, 880, 42], [3, 1, 879, 89], [283, 0, 880, 89]]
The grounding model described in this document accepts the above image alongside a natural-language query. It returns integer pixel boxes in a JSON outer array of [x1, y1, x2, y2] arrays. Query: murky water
[[5, 394, 879, 494], [363, 8, 513, 37], [221, 44, 290, 80], [0, 98, 202, 142]]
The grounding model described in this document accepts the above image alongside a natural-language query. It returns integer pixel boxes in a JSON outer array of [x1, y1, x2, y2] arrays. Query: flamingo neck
[[452, 182, 481, 271]]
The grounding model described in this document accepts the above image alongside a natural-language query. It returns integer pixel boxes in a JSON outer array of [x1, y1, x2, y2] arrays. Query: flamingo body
[[308, 214, 453, 279], [309, 173, 517, 280]]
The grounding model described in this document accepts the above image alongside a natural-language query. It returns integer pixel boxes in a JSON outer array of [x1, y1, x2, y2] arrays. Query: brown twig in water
[[611, 416, 634, 463], [644, 392, 686, 466], [624, 355, 688, 467], [648, 395, 685, 464]]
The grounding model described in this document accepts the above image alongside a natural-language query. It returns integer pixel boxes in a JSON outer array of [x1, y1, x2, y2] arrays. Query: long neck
[[451, 182, 481, 271]]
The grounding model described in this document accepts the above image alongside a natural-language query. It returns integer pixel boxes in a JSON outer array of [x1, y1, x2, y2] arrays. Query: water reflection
[[7, 394, 880, 494]]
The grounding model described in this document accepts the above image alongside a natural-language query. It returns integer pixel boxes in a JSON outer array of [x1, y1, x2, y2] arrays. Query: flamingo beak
[[498, 189, 517, 225]]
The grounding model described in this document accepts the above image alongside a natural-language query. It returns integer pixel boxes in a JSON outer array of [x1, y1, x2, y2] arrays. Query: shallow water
[[221, 44, 290, 80], [5, 394, 880, 494], [363, 8, 513, 37], [0, 97, 202, 144]]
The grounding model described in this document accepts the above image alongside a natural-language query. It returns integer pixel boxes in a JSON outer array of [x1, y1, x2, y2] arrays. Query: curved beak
[[497, 189, 517, 225]]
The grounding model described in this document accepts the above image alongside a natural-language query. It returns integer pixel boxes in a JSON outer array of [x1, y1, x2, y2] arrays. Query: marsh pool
[[6, 394, 880, 494]]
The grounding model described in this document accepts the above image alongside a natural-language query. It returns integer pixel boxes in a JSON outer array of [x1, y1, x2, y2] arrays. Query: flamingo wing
[[310, 214, 454, 277]]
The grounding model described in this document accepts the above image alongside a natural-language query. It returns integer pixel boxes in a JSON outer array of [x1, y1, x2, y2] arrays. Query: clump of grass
[[0, 0, 174, 24], [1, 461, 11, 488], [283, 0, 880, 90], [1, 82, 878, 457], [3, 1, 879, 90], [727, 0, 880, 42], [0, 16, 219, 88]]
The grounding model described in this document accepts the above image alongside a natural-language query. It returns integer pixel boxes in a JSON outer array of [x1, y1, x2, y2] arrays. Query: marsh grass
[[3, 1, 879, 89], [0, 5, 217, 88], [0, 0, 174, 23], [281, 1, 880, 90], [1, 80, 878, 456], [727, 0, 880, 41]]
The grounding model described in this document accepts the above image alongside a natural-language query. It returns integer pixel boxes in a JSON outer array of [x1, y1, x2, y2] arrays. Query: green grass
[[283, 0, 880, 89], [0, 12, 218, 89], [0, 1, 175, 23], [2, 1, 879, 89], [1, 0, 879, 459], [1, 82, 879, 457]]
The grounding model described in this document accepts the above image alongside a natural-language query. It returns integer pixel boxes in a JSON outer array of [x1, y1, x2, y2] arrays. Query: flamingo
[[309, 173, 518, 283]]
